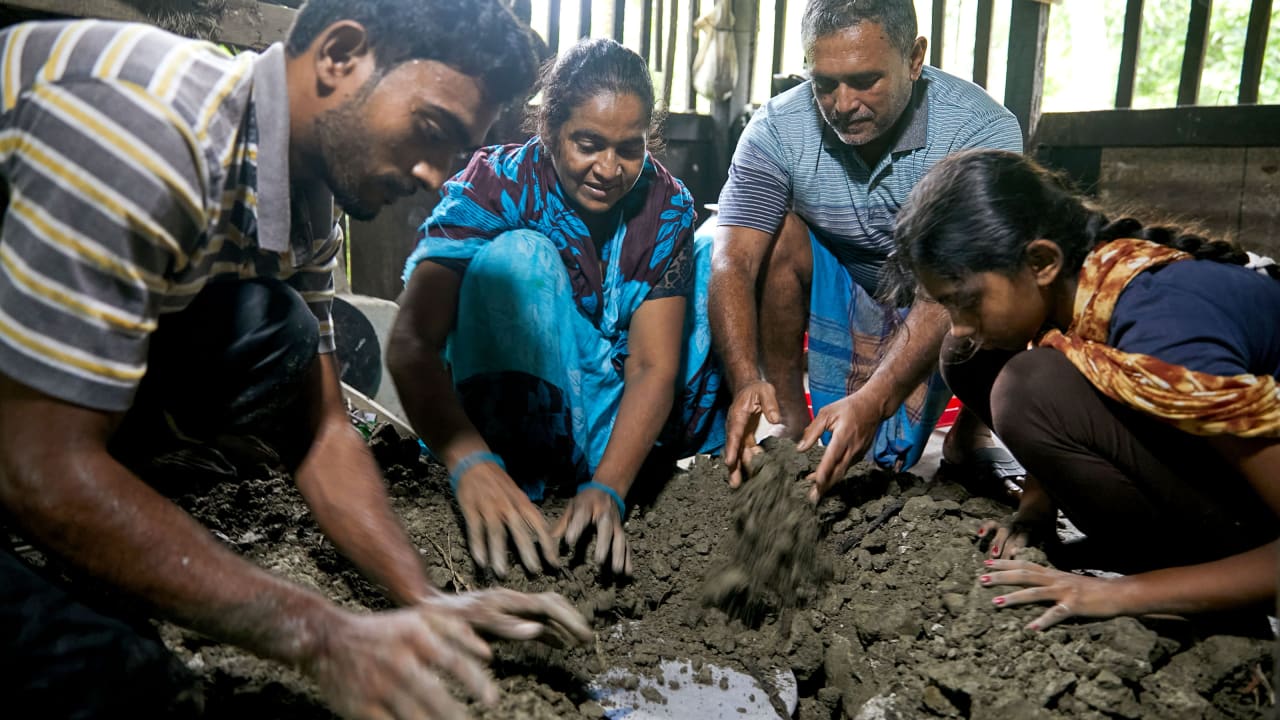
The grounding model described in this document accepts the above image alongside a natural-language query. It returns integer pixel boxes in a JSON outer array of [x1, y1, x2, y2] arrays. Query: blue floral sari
[[403, 139, 724, 499]]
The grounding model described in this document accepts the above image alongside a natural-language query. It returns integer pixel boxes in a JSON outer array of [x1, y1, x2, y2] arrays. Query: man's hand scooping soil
[[307, 589, 592, 719]]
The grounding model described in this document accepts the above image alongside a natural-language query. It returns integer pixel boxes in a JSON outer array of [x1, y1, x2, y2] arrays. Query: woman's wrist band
[[577, 481, 626, 517], [449, 451, 505, 493]]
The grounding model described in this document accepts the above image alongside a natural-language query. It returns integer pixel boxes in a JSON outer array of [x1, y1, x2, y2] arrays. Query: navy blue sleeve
[[1107, 261, 1280, 379]]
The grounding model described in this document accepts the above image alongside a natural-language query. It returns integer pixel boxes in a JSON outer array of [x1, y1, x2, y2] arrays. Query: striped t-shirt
[[0, 20, 340, 413], [718, 65, 1023, 294]]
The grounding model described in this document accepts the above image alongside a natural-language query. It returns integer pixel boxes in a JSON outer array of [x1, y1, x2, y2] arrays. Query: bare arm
[[292, 353, 434, 605], [987, 436, 1279, 627], [386, 262, 486, 470], [593, 296, 684, 497], [1109, 436, 1278, 616], [0, 372, 336, 666], [708, 224, 774, 394], [709, 224, 785, 486], [858, 298, 950, 419], [387, 262, 558, 576]]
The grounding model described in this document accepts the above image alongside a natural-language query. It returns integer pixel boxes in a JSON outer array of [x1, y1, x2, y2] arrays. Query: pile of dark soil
[[162, 426, 1276, 719]]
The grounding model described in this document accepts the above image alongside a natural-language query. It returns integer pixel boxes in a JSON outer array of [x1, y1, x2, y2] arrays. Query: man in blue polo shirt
[[709, 0, 1024, 498]]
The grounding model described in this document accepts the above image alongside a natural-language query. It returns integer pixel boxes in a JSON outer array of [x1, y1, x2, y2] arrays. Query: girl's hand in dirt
[[980, 558, 1122, 631], [552, 488, 634, 575], [455, 462, 559, 578], [796, 391, 882, 501], [308, 589, 591, 719], [976, 476, 1053, 559], [723, 381, 780, 488]]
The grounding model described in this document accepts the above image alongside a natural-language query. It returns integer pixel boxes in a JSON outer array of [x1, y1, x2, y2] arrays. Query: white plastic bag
[[692, 0, 737, 102]]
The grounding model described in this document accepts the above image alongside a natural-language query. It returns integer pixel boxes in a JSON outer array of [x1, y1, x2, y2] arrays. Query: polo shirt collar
[[252, 42, 334, 261]]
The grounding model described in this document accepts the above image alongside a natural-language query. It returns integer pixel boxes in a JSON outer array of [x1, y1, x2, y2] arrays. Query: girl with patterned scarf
[[388, 39, 723, 579], [892, 149, 1279, 632]]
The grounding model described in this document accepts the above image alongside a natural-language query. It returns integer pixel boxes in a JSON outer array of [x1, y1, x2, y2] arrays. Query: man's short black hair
[[286, 0, 540, 106]]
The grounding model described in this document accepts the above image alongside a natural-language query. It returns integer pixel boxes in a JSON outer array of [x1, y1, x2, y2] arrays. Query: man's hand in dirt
[[308, 589, 592, 719], [978, 558, 1120, 631], [723, 380, 782, 488], [796, 391, 882, 502], [455, 463, 560, 577], [552, 487, 633, 575]]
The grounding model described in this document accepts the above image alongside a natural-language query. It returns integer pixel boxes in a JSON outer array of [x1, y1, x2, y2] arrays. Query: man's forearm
[[293, 413, 435, 605], [3, 449, 335, 667], [708, 261, 763, 393], [861, 300, 950, 416]]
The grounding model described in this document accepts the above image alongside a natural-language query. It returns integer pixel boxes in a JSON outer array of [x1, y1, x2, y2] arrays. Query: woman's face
[[918, 266, 1051, 351], [550, 92, 649, 215]]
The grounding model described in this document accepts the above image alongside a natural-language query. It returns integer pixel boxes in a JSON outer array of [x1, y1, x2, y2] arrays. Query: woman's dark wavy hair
[[889, 149, 1277, 304], [286, 0, 540, 106], [525, 38, 664, 153]]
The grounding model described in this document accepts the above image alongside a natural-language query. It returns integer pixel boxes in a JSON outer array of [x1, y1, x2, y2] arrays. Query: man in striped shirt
[[0, 1, 590, 717], [710, 0, 1024, 498]]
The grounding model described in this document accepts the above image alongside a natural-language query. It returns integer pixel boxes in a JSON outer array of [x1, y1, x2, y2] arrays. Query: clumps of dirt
[[159, 425, 1276, 720], [704, 438, 832, 619]]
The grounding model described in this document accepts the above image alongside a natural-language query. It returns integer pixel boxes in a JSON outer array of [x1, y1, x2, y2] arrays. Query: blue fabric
[[427, 230, 724, 500], [805, 230, 952, 471], [1108, 260, 1280, 379]]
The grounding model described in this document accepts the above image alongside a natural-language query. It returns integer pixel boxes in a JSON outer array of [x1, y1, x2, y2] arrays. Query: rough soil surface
[[162, 426, 1276, 719]]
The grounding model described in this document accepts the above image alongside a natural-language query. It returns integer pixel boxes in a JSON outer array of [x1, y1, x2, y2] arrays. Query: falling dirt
[[156, 424, 1275, 719]]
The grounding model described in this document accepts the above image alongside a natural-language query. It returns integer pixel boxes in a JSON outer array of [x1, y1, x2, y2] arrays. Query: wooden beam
[[640, 0, 653, 64], [930, 0, 945, 67], [1177, 0, 1211, 106], [1035, 106, 1280, 149], [1004, 0, 1051, 142], [1114, 0, 1143, 108], [578, 0, 591, 39], [0, 0, 296, 48], [655, 0, 665, 71], [686, 0, 698, 109], [612, 0, 625, 43], [1238, 0, 1271, 104], [972, 0, 993, 88], [547, 0, 561, 53], [771, 0, 786, 74]]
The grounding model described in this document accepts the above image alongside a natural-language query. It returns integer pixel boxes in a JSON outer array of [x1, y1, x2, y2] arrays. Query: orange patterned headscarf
[[1037, 237, 1280, 437]]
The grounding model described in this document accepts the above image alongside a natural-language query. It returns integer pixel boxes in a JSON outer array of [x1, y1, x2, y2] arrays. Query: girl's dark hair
[[286, 0, 540, 106], [526, 38, 664, 152], [888, 149, 1276, 303]]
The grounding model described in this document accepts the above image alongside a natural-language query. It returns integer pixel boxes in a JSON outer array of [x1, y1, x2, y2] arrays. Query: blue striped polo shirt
[[718, 65, 1023, 294], [0, 20, 340, 412]]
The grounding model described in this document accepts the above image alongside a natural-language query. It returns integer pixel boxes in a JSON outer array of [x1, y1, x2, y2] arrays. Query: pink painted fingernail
[[980, 575, 990, 584], [1028, 623, 1040, 631], [976, 528, 986, 536], [993, 596, 1005, 606], [991, 546, 1000, 555], [983, 559, 994, 566]]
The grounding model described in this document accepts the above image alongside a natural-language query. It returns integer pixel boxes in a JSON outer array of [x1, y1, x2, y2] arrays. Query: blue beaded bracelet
[[577, 481, 626, 518], [449, 451, 505, 493]]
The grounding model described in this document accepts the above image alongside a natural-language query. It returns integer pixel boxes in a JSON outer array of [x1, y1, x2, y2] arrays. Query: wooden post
[[972, 0, 993, 88], [1004, 0, 1050, 143], [686, 0, 699, 110], [612, 0, 626, 42], [1239, 0, 1271, 104], [641, 0, 654, 63], [771, 0, 787, 74], [1177, 0, 1212, 106], [547, 0, 561, 54], [930, 0, 945, 68], [1114, 0, 1143, 108], [578, 0, 592, 39]]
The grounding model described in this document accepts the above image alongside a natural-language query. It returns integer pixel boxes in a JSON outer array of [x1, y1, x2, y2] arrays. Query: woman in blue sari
[[388, 39, 722, 578]]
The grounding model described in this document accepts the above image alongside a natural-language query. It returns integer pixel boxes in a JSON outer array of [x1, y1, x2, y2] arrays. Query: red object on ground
[[936, 395, 963, 430]]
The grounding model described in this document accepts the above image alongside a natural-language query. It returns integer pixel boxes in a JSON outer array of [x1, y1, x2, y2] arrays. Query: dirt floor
[[161, 428, 1277, 719]]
